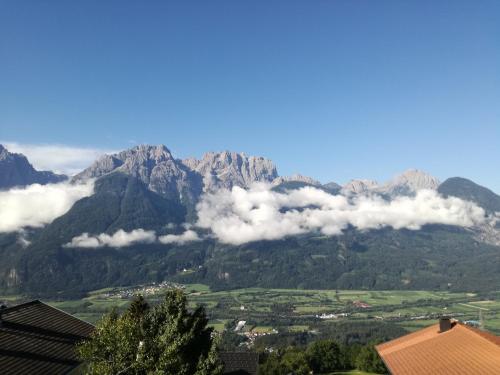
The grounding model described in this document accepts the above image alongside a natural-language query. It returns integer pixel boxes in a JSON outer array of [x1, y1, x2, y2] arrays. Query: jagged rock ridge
[[272, 174, 321, 187], [73, 145, 202, 204], [183, 151, 278, 191]]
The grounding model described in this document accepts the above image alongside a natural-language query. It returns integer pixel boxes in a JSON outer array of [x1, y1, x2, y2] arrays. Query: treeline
[[258, 339, 387, 375]]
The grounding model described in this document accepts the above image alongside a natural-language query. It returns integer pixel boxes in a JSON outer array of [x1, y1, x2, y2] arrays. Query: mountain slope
[[439, 177, 500, 214], [0, 144, 66, 189]]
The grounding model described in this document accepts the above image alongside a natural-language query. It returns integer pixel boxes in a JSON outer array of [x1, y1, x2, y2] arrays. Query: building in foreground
[[376, 318, 500, 374], [0, 300, 94, 374]]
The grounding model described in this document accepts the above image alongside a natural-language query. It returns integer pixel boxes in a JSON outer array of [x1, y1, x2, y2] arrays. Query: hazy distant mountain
[[342, 179, 379, 194], [323, 181, 342, 192], [341, 170, 440, 197], [272, 174, 321, 187], [0, 144, 66, 189]]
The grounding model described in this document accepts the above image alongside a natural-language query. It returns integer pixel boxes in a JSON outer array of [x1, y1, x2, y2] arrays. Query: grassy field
[[2, 285, 499, 334]]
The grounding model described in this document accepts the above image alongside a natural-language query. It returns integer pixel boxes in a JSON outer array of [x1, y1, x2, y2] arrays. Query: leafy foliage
[[77, 290, 222, 375], [258, 339, 388, 374], [305, 339, 342, 373], [355, 344, 387, 374]]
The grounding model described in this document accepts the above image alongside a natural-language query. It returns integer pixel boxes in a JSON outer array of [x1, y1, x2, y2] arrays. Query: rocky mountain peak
[[182, 151, 278, 191], [382, 169, 440, 196], [272, 174, 321, 186], [72, 145, 200, 206], [0, 144, 67, 189], [342, 179, 379, 194]]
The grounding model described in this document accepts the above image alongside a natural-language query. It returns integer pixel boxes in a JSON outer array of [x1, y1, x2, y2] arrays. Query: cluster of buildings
[[315, 312, 349, 319], [100, 281, 184, 299]]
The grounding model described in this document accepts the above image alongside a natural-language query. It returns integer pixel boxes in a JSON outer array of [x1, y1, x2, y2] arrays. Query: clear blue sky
[[1, 1, 499, 191]]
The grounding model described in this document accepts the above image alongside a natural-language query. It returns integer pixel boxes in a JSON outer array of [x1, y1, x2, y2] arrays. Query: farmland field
[[2, 284, 500, 336]]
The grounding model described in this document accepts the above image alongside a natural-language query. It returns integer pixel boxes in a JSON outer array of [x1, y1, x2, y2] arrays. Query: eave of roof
[[0, 300, 94, 375]]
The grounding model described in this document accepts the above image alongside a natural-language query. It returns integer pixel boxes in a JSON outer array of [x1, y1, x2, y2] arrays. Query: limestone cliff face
[[0, 144, 67, 189], [342, 179, 379, 194], [380, 169, 440, 196], [73, 146, 279, 202], [182, 151, 278, 191], [73, 145, 202, 204]]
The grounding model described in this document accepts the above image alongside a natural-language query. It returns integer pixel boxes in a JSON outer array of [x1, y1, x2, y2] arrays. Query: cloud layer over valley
[[3, 181, 489, 248], [0, 181, 95, 233], [196, 184, 487, 245]]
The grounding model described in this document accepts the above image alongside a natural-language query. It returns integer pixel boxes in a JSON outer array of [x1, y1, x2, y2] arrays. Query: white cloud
[[196, 183, 487, 245], [65, 228, 202, 248], [2, 141, 116, 175], [159, 230, 201, 245], [65, 229, 156, 248], [0, 181, 94, 233]]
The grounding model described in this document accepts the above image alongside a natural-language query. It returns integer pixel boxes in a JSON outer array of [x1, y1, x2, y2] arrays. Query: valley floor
[[2, 284, 499, 342]]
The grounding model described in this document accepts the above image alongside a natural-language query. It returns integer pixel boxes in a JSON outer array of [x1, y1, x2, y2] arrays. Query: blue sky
[[1, 1, 499, 191]]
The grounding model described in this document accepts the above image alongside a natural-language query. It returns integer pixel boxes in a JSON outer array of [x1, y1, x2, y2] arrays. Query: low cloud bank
[[65, 229, 156, 248], [196, 184, 487, 245], [0, 181, 94, 233], [2, 141, 115, 175], [159, 230, 200, 244], [65, 229, 200, 248]]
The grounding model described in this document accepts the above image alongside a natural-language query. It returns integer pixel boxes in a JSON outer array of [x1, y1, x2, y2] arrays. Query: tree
[[77, 289, 222, 375], [259, 347, 311, 375], [355, 344, 387, 374], [128, 295, 149, 321], [280, 347, 311, 375], [306, 339, 342, 373]]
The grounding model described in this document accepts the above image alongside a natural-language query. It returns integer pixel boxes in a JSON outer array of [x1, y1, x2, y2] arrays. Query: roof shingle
[[376, 321, 500, 375], [0, 300, 94, 375]]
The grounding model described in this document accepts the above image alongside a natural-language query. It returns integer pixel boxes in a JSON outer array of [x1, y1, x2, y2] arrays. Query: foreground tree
[[306, 339, 342, 373], [77, 290, 222, 375], [355, 344, 387, 374]]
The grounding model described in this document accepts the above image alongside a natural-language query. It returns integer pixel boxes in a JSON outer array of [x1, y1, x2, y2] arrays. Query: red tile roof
[[376, 321, 500, 375]]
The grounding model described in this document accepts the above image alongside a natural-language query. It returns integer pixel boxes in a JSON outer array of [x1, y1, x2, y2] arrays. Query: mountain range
[[0, 144, 499, 298]]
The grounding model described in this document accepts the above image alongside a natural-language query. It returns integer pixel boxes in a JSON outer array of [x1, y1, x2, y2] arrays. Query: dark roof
[[0, 300, 94, 375], [220, 352, 259, 375]]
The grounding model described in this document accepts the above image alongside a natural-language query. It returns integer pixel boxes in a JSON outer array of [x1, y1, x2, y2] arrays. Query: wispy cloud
[[65, 228, 200, 248], [64, 229, 156, 248], [196, 183, 487, 245], [0, 181, 94, 233], [2, 141, 116, 175], [159, 230, 200, 244]]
